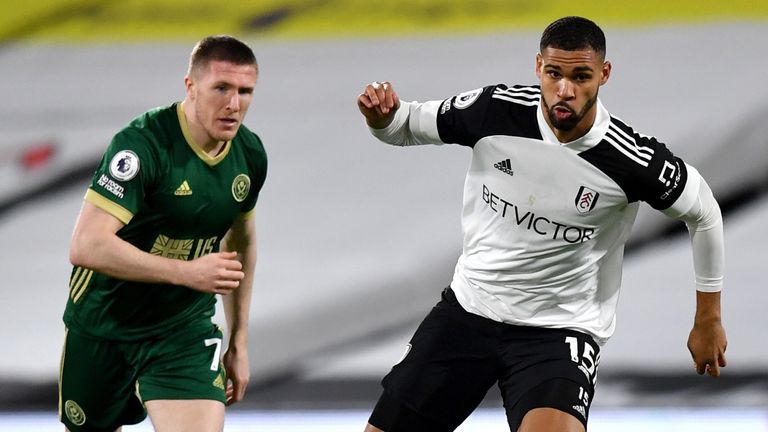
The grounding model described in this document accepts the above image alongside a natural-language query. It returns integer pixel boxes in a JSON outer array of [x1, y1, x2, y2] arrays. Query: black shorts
[[369, 287, 600, 431]]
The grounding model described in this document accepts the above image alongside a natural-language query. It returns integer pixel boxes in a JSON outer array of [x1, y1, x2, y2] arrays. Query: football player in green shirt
[[60, 35, 267, 432]]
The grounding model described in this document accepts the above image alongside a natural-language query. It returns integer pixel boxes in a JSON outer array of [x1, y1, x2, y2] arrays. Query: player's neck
[[196, 139, 227, 157], [552, 125, 590, 143], [180, 100, 227, 156]]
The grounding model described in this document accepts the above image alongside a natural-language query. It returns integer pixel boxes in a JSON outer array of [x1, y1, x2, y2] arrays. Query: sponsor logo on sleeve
[[658, 160, 677, 187], [97, 174, 125, 199], [453, 88, 483, 109], [109, 150, 140, 181], [659, 160, 682, 200]]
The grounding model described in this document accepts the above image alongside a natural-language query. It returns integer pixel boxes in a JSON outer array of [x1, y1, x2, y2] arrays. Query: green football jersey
[[63, 103, 267, 341]]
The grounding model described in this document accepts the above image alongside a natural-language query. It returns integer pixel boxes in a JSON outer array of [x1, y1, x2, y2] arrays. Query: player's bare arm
[[220, 211, 258, 404], [357, 81, 400, 129], [69, 201, 244, 295]]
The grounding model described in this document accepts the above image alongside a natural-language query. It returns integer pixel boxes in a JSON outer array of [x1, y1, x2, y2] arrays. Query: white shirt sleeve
[[663, 164, 724, 292], [368, 100, 444, 146]]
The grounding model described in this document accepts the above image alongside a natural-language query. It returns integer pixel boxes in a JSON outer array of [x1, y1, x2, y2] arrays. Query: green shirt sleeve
[[86, 127, 159, 224], [238, 135, 268, 216]]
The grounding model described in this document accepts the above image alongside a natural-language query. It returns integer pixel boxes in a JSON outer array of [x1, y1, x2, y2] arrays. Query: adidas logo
[[212, 373, 225, 390], [174, 180, 193, 196], [572, 404, 587, 420], [494, 158, 514, 176]]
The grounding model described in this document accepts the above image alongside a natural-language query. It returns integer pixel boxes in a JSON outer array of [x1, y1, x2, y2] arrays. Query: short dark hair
[[188, 35, 258, 77], [539, 16, 606, 58]]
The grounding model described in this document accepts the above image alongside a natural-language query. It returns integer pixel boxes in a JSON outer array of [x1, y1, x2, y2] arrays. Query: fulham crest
[[575, 186, 599, 214]]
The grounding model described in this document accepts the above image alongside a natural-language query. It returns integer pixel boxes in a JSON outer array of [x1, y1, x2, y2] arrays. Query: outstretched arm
[[357, 81, 400, 129], [357, 81, 444, 146], [664, 167, 727, 377], [69, 200, 244, 295], [220, 211, 258, 404]]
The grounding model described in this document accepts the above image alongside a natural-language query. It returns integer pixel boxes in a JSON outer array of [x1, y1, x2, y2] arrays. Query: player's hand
[[357, 81, 400, 129], [223, 345, 250, 405], [181, 251, 244, 295], [687, 319, 727, 377]]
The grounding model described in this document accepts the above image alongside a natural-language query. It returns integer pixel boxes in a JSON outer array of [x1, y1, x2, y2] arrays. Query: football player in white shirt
[[357, 16, 727, 432]]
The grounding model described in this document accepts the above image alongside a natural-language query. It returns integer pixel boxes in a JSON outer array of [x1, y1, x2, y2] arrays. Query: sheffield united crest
[[231, 174, 250, 202]]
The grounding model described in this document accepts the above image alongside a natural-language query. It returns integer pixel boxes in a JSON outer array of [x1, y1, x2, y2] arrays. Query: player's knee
[[364, 423, 385, 432]]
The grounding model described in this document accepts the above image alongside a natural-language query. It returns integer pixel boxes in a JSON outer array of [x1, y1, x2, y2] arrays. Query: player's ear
[[184, 75, 195, 99], [600, 61, 612, 86], [535, 53, 544, 79]]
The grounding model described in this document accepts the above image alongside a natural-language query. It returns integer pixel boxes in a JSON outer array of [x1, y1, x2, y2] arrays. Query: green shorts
[[59, 321, 227, 432]]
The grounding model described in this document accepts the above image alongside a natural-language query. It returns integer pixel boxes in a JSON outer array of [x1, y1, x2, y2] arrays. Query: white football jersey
[[372, 84, 703, 345]]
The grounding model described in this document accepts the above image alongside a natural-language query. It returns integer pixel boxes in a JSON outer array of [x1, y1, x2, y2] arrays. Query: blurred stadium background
[[1, 0, 767, 429]]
